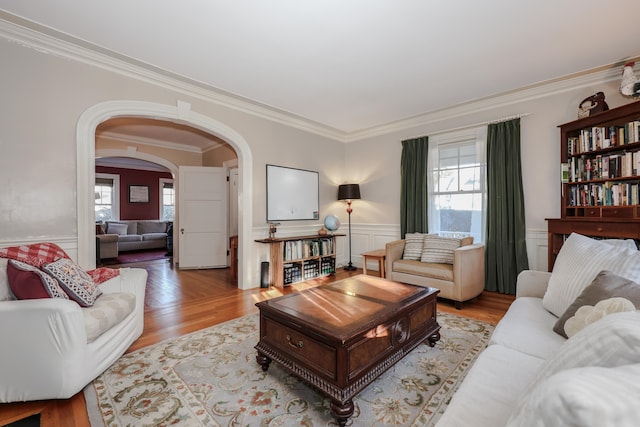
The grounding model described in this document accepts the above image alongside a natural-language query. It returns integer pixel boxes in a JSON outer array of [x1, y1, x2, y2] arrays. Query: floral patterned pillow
[[42, 258, 102, 307]]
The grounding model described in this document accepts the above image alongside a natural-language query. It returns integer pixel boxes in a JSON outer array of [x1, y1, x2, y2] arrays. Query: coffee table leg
[[427, 330, 441, 347], [256, 352, 272, 372], [331, 399, 354, 427]]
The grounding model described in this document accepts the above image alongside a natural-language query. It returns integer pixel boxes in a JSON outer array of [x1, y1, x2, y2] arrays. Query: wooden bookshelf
[[255, 233, 345, 288], [547, 101, 640, 270]]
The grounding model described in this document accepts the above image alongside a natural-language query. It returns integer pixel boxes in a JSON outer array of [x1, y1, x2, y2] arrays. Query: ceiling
[[2, 1, 640, 137]]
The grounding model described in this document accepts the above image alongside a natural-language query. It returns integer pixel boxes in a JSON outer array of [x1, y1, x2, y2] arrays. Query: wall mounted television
[[266, 164, 319, 221]]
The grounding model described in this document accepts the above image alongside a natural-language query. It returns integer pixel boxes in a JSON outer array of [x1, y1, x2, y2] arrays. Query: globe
[[324, 214, 341, 232]]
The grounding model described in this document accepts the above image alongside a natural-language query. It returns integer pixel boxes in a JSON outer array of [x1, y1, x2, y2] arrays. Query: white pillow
[[543, 233, 640, 317], [532, 311, 640, 384], [506, 364, 640, 427], [402, 233, 424, 260], [420, 235, 462, 264]]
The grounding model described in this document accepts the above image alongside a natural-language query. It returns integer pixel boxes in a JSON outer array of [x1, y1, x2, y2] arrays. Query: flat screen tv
[[266, 164, 319, 221]]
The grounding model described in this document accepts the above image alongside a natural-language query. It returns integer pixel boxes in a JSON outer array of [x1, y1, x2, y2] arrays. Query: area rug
[[84, 312, 494, 426]]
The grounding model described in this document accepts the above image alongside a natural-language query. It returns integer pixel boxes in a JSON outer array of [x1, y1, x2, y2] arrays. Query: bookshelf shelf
[[255, 233, 344, 288], [547, 101, 640, 270]]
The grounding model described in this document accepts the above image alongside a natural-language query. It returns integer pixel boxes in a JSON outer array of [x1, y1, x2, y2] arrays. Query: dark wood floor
[[0, 259, 514, 427]]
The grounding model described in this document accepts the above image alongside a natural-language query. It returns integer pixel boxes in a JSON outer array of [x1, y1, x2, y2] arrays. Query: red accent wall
[[96, 166, 172, 220]]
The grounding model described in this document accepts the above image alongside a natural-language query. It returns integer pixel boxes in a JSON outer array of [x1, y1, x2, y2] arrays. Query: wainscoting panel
[[526, 229, 548, 272]]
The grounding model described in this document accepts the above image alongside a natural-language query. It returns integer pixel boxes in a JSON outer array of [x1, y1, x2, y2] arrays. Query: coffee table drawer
[[262, 318, 337, 379]]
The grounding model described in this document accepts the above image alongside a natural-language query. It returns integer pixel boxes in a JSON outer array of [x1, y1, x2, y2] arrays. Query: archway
[[77, 100, 254, 288]]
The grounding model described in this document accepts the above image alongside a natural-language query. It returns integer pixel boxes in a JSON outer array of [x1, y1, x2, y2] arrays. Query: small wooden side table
[[361, 249, 386, 278]]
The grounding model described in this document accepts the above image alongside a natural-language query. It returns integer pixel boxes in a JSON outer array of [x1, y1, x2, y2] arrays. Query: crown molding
[[2, 11, 638, 144], [0, 12, 348, 140], [344, 62, 640, 142], [98, 131, 216, 153]]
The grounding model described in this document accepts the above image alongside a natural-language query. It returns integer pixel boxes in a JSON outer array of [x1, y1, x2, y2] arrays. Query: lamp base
[[343, 263, 357, 271]]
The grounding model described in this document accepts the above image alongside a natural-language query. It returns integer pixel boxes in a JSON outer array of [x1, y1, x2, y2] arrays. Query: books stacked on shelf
[[569, 151, 640, 182], [567, 120, 640, 155], [567, 181, 640, 207], [303, 259, 320, 279], [283, 263, 302, 285], [321, 256, 335, 275], [283, 238, 336, 261]]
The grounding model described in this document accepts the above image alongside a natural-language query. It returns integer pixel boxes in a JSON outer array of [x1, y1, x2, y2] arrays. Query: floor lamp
[[338, 183, 361, 271]]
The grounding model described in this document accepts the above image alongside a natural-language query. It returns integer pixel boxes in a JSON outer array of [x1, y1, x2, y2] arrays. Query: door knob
[[180, 228, 185, 234]]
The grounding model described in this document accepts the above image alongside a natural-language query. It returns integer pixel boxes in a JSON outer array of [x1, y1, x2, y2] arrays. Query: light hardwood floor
[[0, 259, 514, 427]]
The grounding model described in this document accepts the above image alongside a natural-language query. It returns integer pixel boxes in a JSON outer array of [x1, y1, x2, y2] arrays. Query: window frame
[[427, 126, 487, 243], [95, 172, 120, 222], [159, 178, 175, 221]]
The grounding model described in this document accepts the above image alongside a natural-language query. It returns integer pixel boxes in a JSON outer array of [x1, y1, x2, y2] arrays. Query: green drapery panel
[[400, 136, 429, 238], [485, 118, 529, 294]]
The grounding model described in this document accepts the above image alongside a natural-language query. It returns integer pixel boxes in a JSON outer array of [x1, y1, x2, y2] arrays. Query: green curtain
[[400, 136, 429, 238], [485, 118, 529, 294]]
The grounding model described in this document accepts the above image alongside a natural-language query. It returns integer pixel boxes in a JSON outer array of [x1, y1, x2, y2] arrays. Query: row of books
[[567, 181, 640, 207], [282, 238, 335, 261], [567, 151, 640, 182], [283, 257, 335, 285], [567, 120, 640, 155]]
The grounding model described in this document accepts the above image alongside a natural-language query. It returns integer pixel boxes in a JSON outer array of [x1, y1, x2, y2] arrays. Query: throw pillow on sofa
[[420, 235, 463, 264], [42, 258, 102, 307], [7, 259, 69, 300], [506, 363, 640, 427], [107, 222, 128, 236], [402, 233, 425, 260], [542, 233, 640, 317], [553, 270, 640, 338]]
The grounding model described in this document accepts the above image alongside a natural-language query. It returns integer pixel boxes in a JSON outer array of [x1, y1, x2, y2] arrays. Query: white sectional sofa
[[0, 257, 147, 402], [437, 233, 640, 427]]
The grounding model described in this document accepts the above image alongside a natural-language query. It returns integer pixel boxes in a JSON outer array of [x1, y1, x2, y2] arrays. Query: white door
[[178, 166, 228, 269]]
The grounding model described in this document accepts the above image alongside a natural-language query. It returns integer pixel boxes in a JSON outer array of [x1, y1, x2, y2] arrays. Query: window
[[428, 127, 487, 243], [95, 173, 120, 222], [160, 178, 175, 221]]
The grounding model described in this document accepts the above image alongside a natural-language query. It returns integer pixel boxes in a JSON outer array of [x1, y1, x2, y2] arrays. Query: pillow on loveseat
[[542, 233, 640, 317], [420, 235, 463, 264], [553, 270, 640, 338], [402, 233, 425, 260]]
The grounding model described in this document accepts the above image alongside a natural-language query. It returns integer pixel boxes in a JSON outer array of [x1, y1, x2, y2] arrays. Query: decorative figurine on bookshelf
[[620, 62, 640, 98], [268, 222, 279, 239], [577, 92, 609, 118]]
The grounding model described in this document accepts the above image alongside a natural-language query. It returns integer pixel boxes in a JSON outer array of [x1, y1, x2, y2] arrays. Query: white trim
[[77, 100, 255, 289]]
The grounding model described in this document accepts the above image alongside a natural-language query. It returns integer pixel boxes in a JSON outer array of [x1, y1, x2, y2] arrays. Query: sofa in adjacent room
[[436, 233, 640, 427], [385, 233, 485, 308], [99, 220, 171, 254]]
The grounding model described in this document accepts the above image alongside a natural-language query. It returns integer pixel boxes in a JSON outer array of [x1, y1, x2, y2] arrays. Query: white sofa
[[437, 233, 640, 427], [0, 259, 147, 402]]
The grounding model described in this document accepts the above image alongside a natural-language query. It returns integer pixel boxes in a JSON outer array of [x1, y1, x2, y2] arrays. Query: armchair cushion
[[7, 260, 69, 300]]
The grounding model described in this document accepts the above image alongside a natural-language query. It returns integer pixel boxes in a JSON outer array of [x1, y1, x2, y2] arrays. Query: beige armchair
[[385, 239, 485, 309]]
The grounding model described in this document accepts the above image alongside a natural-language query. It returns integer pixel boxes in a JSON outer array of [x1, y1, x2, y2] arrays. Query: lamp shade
[[338, 184, 361, 201]]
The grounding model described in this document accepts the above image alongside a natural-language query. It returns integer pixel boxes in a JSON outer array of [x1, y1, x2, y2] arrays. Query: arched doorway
[[77, 100, 254, 289]]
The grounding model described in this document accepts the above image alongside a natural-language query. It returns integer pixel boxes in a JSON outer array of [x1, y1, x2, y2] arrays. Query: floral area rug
[[84, 312, 494, 426]]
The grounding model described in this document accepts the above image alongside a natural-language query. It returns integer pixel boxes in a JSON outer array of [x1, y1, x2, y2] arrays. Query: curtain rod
[[427, 112, 531, 137]]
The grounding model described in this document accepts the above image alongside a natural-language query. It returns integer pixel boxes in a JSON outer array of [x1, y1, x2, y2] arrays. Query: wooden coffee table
[[255, 274, 440, 426]]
